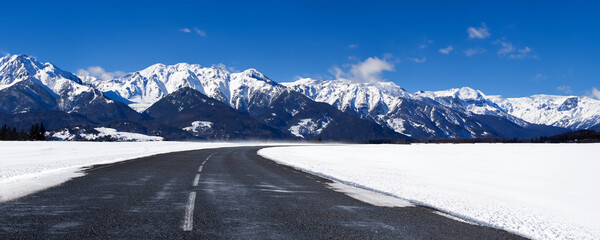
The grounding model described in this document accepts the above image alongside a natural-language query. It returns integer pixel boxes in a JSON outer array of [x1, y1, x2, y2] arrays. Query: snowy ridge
[[285, 78, 496, 138], [415, 87, 529, 126], [3, 53, 599, 140], [283, 78, 412, 114], [87, 63, 286, 112], [0, 54, 83, 95], [490, 95, 600, 129], [417, 87, 600, 129], [0, 54, 118, 114]]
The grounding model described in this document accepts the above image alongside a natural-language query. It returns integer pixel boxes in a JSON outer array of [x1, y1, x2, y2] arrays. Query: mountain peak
[[415, 87, 485, 101], [1, 54, 43, 70], [3, 54, 31, 62], [239, 68, 267, 80], [455, 87, 485, 99], [0, 53, 82, 93]]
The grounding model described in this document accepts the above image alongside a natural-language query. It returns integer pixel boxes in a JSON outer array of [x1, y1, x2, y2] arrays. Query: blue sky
[[1, 0, 598, 97]]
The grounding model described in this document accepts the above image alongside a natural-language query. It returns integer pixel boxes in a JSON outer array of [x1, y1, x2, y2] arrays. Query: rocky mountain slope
[[2, 54, 597, 141], [283, 79, 570, 139], [0, 55, 142, 123], [416, 87, 600, 130], [86, 62, 406, 141], [144, 87, 288, 140]]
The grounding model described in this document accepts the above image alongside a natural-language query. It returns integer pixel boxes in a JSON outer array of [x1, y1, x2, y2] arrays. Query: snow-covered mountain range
[[1, 54, 599, 141], [415, 87, 600, 129], [0, 55, 141, 123], [0, 54, 402, 141], [491, 95, 600, 129], [283, 78, 490, 138], [283, 79, 577, 138], [84, 63, 284, 113]]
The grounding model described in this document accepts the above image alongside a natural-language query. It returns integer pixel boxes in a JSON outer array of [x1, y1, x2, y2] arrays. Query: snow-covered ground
[[49, 127, 165, 141], [0, 141, 293, 202], [182, 121, 214, 135], [259, 144, 600, 240]]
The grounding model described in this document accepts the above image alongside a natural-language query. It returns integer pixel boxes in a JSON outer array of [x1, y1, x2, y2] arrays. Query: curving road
[[0, 146, 526, 239]]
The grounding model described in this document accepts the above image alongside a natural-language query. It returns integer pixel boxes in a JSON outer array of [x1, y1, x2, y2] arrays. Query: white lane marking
[[192, 174, 201, 187], [203, 153, 215, 164], [183, 192, 196, 231], [198, 153, 214, 172]]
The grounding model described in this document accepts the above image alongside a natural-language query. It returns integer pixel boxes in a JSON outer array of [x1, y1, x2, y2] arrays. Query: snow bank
[[258, 144, 600, 240], [0, 141, 292, 202]]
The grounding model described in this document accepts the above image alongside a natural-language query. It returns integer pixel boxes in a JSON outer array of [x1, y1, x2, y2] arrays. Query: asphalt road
[[0, 146, 526, 239]]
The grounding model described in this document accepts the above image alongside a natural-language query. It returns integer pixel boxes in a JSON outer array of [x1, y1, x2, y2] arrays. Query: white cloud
[[467, 23, 490, 39], [532, 73, 547, 80], [464, 48, 486, 56], [495, 40, 515, 55], [591, 87, 600, 100], [494, 40, 536, 59], [348, 44, 359, 49], [330, 56, 395, 83], [410, 57, 426, 63], [193, 27, 206, 37], [439, 45, 453, 55], [419, 39, 434, 49], [508, 46, 535, 59], [179, 27, 206, 37], [76, 66, 126, 81], [557, 85, 573, 94]]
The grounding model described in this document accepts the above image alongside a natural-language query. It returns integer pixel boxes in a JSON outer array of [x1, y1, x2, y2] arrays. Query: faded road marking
[[183, 192, 196, 231], [193, 174, 201, 187]]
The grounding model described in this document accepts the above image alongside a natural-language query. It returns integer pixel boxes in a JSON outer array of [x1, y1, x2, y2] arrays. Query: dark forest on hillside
[[0, 122, 46, 141], [369, 129, 600, 144]]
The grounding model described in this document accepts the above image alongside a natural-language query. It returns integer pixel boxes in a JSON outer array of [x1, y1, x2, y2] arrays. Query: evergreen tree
[[18, 129, 28, 140], [29, 124, 34, 140], [38, 122, 46, 140], [0, 124, 7, 140], [10, 128, 18, 140]]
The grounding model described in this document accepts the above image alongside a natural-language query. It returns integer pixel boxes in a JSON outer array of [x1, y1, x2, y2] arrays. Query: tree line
[[368, 129, 600, 144], [0, 122, 46, 141]]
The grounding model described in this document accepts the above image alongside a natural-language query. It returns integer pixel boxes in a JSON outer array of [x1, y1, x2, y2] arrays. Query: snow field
[[258, 143, 600, 240]]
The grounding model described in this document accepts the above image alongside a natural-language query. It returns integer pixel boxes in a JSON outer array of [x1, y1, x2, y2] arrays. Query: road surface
[[0, 146, 526, 239]]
